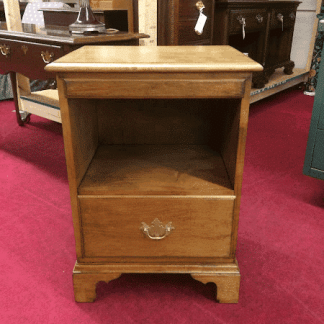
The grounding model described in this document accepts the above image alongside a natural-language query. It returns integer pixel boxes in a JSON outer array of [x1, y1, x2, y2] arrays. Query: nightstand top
[[45, 45, 263, 73]]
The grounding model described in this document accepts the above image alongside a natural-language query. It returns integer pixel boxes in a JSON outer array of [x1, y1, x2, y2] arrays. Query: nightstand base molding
[[73, 260, 240, 303]]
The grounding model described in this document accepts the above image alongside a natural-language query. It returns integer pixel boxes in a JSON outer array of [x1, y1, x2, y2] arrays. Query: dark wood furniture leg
[[284, 60, 295, 75]]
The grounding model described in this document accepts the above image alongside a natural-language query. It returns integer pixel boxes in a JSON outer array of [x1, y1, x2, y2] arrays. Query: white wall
[[138, 0, 157, 46], [291, 0, 321, 69]]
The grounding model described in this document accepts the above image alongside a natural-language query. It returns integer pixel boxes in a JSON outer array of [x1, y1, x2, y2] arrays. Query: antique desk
[[46, 45, 262, 303], [0, 22, 146, 125]]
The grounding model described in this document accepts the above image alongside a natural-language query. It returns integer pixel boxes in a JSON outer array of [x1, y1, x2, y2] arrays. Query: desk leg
[[9, 72, 30, 126]]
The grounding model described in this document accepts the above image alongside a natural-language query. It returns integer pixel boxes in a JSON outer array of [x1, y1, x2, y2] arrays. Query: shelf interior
[[78, 144, 234, 196]]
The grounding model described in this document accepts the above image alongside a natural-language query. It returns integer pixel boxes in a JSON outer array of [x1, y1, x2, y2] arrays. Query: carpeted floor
[[1, 88, 323, 324]]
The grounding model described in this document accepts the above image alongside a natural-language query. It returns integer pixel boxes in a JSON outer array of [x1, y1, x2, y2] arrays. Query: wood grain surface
[[46, 45, 263, 73]]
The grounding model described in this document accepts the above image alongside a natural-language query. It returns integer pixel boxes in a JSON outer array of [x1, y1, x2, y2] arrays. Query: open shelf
[[78, 144, 234, 196], [20, 89, 61, 123]]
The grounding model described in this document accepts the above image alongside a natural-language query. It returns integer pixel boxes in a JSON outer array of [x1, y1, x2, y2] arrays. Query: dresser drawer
[[178, 19, 212, 45], [179, 0, 213, 21], [229, 9, 267, 34], [270, 8, 297, 29], [79, 197, 235, 259]]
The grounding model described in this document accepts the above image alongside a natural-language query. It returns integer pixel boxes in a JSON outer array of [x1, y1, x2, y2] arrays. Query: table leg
[[9, 72, 30, 126]]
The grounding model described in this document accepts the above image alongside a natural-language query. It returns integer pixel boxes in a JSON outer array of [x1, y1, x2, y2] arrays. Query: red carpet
[[1, 88, 323, 323]]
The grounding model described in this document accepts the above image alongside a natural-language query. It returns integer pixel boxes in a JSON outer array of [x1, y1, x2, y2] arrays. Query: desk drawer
[[10, 40, 64, 79], [79, 197, 235, 259]]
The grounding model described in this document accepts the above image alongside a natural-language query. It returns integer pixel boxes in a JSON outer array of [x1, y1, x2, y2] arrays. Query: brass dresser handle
[[21, 45, 28, 55], [237, 15, 246, 39], [41, 50, 55, 63], [277, 13, 284, 31], [256, 14, 263, 23], [0, 44, 10, 57], [140, 218, 174, 240], [196, 1, 205, 11]]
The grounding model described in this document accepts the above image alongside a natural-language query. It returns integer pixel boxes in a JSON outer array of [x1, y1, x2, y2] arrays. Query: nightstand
[[46, 45, 262, 303]]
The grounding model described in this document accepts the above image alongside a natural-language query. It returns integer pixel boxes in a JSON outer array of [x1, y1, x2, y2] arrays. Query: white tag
[[195, 12, 207, 35]]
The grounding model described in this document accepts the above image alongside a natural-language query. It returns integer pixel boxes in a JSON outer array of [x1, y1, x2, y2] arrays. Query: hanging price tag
[[195, 11, 207, 35]]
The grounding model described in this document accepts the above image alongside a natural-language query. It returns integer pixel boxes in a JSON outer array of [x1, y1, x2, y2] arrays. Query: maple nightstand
[[46, 45, 262, 303]]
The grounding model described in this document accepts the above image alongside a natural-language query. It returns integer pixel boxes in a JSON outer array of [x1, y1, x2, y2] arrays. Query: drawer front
[[10, 40, 63, 79], [270, 8, 297, 29], [64, 77, 246, 98], [229, 9, 267, 34], [79, 197, 235, 259]]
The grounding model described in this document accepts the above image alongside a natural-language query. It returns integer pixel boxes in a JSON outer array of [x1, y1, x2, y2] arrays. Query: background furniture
[[157, 0, 213, 46], [0, 1, 26, 21], [157, 0, 300, 88], [304, 4, 324, 93], [90, 0, 138, 33], [0, 0, 145, 124], [0, 23, 145, 124], [214, 0, 300, 88], [303, 19, 324, 180], [46, 45, 262, 303], [155, 0, 321, 101]]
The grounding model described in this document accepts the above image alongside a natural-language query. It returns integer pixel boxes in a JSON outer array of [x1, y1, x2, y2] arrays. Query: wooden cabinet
[[157, 0, 300, 88], [304, 21, 324, 180], [46, 45, 262, 303], [157, 0, 213, 45], [212, 0, 300, 88]]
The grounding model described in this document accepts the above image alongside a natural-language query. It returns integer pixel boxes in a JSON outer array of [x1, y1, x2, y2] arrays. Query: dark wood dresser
[[157, 0, 300, 88]]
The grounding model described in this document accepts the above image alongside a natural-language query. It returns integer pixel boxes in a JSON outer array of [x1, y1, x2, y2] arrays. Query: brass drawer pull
[[289, 12, 296, 20], [0, 44, 10, 57], [21, 45, 28, 55], [256, 14, 263, 23], [140, 218, 174, 240], [41, 50, 55, 64]]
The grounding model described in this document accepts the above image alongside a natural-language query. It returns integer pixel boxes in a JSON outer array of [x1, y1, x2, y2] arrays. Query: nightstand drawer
[[229, 9, 267, 34], [79, 197, 235, 259], [64, 77, 246, 98]]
